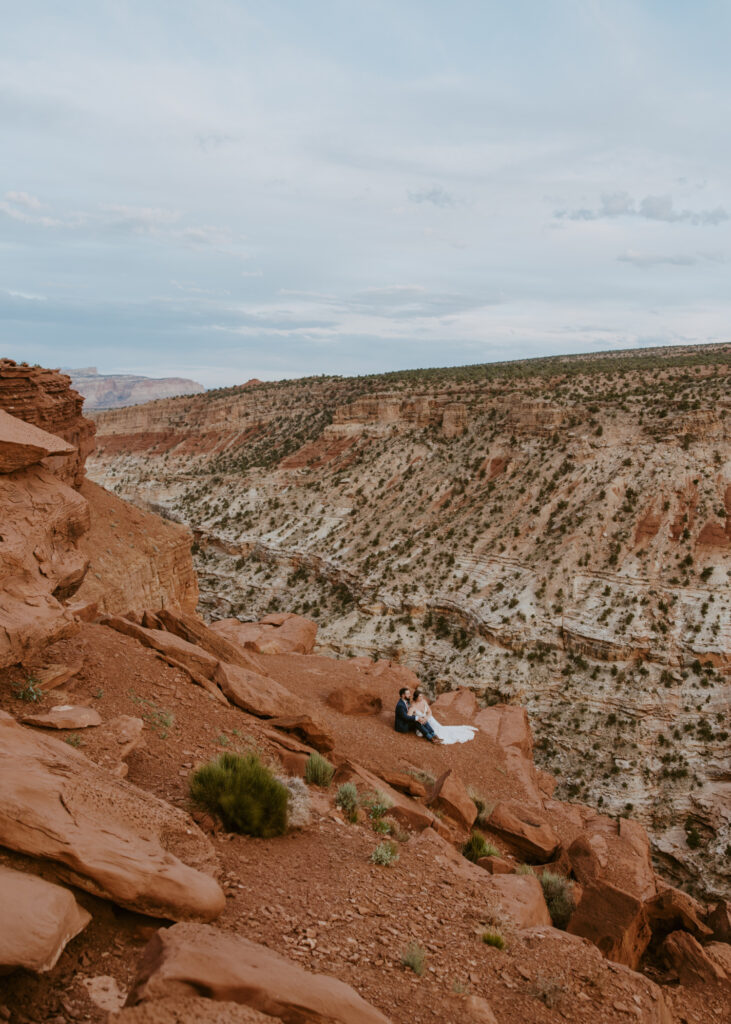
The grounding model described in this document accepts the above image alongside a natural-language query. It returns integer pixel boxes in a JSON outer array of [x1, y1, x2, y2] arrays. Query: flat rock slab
[[22, 705, 102, 730], [0, 864, 90, 972], [0, 711, 224, 922], [0, 408, 75, 473], [127, 923, 391, 1024]]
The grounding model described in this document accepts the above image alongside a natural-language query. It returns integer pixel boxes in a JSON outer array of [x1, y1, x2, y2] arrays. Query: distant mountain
[[66, 367, 205, 409]]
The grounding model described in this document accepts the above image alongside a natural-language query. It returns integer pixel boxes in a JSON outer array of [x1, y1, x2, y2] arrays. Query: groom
[[394, 687, 439, 743]]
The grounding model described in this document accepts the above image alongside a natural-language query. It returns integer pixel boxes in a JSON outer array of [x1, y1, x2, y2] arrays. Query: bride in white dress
[[411, 689, 478, 745]]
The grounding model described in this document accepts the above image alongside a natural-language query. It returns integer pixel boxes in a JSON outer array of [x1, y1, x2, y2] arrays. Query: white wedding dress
[[427, 716, 478, 745]]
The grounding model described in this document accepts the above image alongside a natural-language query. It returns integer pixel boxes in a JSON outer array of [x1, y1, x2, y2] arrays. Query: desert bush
[[335, 782, 359, 821], [13, 676, 43, 703], [515, 863, 535, 876], [371, 840, 399, 866], [190, 752, 288, 837], [401, 942, 426, 975], [304, 751, 335, 787], [481, 930, 505, 950], [539, 871, 576, 928], [462, 830, 499, 862], [362, 790, 393, 820], [277, 775, 311, 829]]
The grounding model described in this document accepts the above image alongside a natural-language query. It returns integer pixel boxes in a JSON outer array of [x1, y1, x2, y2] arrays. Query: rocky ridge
[[67, 368, 204, 410], [89, 345, 731, 897]]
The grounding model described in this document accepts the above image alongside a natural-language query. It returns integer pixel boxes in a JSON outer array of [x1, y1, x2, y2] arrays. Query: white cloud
[[556, 192, 729, 226]]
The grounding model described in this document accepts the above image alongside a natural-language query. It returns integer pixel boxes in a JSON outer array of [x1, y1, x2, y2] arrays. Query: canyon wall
[[0, 360, 198, 666], [89, 345, 731, 896]]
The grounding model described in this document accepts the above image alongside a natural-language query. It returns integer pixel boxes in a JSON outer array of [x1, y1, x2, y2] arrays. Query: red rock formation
[[125, 922, 391, 1024], [0, 359, 95, 486]]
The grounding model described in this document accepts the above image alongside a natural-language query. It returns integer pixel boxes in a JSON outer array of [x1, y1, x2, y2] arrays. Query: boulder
[[431, 688, 478, 720], [213, 662, 296, 719], [707, 899, 731, 943], [0, 711, 225, 921], [558, 809, 656, 901], [486, 873, 551, 929], [486, 803, 559, 863], [477, 855, 513, 875], [661, 930, 727, 985], [22, 705, 102, 730], [155, 609, 258, 670], [378, 770, 427, 799], [35, 659, 83, 691], [211, 613, 318, 656], [0, 408, 76, 473], [268, 714, 334, 753], [333, 760, 435, 832], [459, 994, 498, 1024], [326, 687, 382, 715], [644, 884, 712, 943], [111, 997, 278, 1023], [126, 923, 390, 1024], [474, 705, 542, 805], [426, 769, 478, 831], [567, 880, 651, 969], [0, 865, 91, 972]]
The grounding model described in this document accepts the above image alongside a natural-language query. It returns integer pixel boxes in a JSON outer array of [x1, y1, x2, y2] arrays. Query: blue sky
[[2, 1, 730, 386]]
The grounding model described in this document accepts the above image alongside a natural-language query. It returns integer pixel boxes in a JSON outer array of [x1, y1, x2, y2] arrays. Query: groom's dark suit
[[394, 697, 437, 741]]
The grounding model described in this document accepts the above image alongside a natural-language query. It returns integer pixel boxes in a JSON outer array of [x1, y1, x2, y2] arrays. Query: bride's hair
[[413, 688, 422, 700]]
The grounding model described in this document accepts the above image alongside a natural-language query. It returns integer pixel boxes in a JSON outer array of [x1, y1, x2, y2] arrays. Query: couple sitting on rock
[[394, 687, 477, 746]]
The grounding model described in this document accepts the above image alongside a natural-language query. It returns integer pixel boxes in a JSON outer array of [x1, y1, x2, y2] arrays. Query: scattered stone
[[110, 997, 277, 1023], [326, 687, 382, 715], [82, 975, 126, 1012], [22, 705, 102, 730]]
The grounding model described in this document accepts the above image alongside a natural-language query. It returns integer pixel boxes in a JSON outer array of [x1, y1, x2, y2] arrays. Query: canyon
[[88, 345, 731, 899], [0, 354, 728, 1024]]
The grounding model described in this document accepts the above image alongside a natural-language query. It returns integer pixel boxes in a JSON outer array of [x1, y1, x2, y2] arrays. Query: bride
[[411, 689, 478, 745]]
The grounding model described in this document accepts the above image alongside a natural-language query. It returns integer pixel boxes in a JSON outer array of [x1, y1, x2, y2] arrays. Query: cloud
[[0, 191, 62, 227], [100, 203, 182, 234], [408, 185, 456, 208], [617, 249, 728, 268], [556, 192, 729, 226], [617, 250, 697, 268]]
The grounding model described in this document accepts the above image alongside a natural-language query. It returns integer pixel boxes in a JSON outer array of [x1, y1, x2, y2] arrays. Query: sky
[[2, 1, 730, 387]]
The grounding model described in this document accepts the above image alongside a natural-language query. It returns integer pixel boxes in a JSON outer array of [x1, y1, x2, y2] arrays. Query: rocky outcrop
[[21, 704, 102, 729], [74, 480, 198, 616], [0, 359, 95, 486], [0, 865, 91, 972], [0, 459, 90, 668], [426, 769, 478, 830], [68, 368, 204, 410], [125, 923, 391, 1024], [0, 711, 225, 921], [210, 613, 318, 656]]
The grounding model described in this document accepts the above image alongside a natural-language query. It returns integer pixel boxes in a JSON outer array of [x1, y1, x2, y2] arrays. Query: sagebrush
[[190, 752, 288, 837]]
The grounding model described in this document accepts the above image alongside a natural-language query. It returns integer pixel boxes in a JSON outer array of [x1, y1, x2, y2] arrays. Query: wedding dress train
[[427, 716, 478, 745]]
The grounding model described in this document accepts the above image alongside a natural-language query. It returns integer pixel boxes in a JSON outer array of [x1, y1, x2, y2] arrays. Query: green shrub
[[481, 930, 505, 950], [13, 676, 43, 703], [304, 751, 335, 788], [401, 942, 426, 975], [371, 840, 399, 866], [335, 782, 359, 821], [462, 830, 499, 863], [362, 790, 393, 820], [515, 863, 535, 876], [190, 752, 288, 837], [372, 817, 392, 835], [467, 787, 494, 826], [539, 871, 576, 929]]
